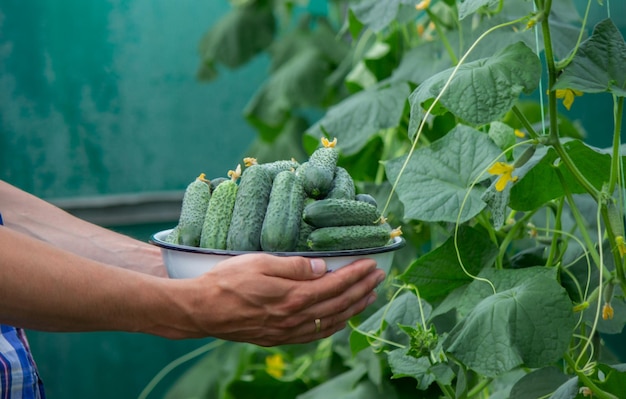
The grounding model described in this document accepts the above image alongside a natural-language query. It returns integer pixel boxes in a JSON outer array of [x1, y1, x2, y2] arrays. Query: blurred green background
[[1, 0, 625, 398]]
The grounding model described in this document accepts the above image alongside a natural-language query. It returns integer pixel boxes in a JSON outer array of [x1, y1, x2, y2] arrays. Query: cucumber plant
[[143, 1, 626, 399]]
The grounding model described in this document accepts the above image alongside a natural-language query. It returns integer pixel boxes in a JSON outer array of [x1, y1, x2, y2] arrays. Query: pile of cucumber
[[166, 137, 401, 252]]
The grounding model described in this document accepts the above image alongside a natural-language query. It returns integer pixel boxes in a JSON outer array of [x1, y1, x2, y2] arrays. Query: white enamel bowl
[[150, 228, 405, 279]]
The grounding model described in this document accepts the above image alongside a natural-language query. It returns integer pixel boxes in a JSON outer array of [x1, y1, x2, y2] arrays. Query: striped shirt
[[0, 213, 46, 398]]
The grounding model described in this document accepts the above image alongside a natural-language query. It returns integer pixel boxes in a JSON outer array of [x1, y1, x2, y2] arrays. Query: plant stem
[[545, 197, 564, 267], [608, 95, 624, 194], [467, 377, 493, 398], [426, 9, 458, 65], [511, 105, 541, 140], [564, 353, 619, 399]]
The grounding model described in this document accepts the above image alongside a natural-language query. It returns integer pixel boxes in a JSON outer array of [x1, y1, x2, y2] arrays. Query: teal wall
[[0, 0, 265, 200], [0, 1, 264, 398]]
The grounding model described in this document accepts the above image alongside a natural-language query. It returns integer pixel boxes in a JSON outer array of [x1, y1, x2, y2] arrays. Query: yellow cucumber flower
[[265, 353, 285, 378], [488, 162, 518, 191], [602, 302, 615, 320], [554, 88, 583, 110]]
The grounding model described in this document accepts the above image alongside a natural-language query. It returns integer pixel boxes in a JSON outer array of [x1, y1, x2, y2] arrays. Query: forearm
[[0, 226, 192, 338], [0, 180, 167, 277]]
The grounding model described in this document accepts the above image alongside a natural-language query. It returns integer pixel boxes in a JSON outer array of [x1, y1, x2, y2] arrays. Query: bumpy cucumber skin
[[326, 166, 355, 200], [199, 180, 238, 249], [296, 161, 334, 199], [355, 193, 378, 207], [177, 176, 211, 246], [260, 170, 306, 252], [261, 159, 300, 179], [303, 198, 381, 228], [307, 224, 392, 251], [295, 198, 317, 251], [226, 165, 273, 251]]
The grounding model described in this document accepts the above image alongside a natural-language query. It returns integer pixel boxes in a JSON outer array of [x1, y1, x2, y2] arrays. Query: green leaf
[[510, 140, 618, 211], [390, 41, 453, 86], [306, 82, 410, 156], [509, 367, 569, 399], [228, 372, 308, 399], [387, 350, 454, 390], [197, 3, 275, 78], [384, 125, 502, 223], [553, 19, 626, 97], [296, 364, 367, 399], [457, 0, 501, 20], [443, 271, 577, 377], [398, 225, 499, 302], [408, 42, 541, 132], [244, 48, 330, 135], [349, 293, 431, 355], [349, 0, 417, 33]]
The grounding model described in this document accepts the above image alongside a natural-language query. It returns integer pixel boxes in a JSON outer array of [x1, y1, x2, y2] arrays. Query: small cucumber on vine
[[176, 173, 211, 246], [297, 137, 338, 198], [199, 165, 241, 249], [226, 164, 274, 251], [260, 170, 306, 252], [326, 166, 355, 200], [307, 224, 402, 251], [303, 198, 381, 228]]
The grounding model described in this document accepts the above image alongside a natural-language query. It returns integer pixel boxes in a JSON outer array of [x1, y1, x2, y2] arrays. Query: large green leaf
[[457, 0, 500, 20], [384, 125, 502, 223], [443, 271, 576, 378], [553, 19, 626, 97], [509, 140, 618, 211], [398, 225, 498, 302], [349, 0, 417, 33], [408, 41, 541, 132], [306, 82, 410, 156], [509, 367, 569, 399], [197, 3, 275, 79]]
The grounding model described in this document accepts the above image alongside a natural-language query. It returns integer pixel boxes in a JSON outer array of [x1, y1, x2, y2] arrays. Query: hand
[[182, 253, 386, 346]]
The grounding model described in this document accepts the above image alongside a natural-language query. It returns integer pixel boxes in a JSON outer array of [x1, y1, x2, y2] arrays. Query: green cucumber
[[260, 170, 306, 252], [208, 177, 228, 193], [307, 224, 394, 251], [297, 137, 339, 198], [326, 166, 355, 200], [295, 198, 317, 251], [226, 164, 274, 251], [303, 198, 381, 228], [355, 193, 378, 207], [296, 161, 334, 199], [244, 157, 300, 180], [199, 168, 240, 249], [177, 174, 211, 246]]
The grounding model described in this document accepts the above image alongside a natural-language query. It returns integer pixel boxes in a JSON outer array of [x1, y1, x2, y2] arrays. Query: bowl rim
[[150, 228, 405, 257]]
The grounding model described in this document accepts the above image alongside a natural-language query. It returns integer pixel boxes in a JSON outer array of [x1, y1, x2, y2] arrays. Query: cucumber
[[307, 224, 396, 251], [297, 137, 339, 198], [199, 167, 241, 249], [177, 174, 211, 246], [260, 170, 306, 252], [303, 198, 381, 228], [208, 177, 228, 193], [244, 157, 300, 180], [326, 166, 355, 200], [226, 164, 273, 251], [295, 198, 317, 251], [296, 162, 334, 199], [355, 193, 378, 207]]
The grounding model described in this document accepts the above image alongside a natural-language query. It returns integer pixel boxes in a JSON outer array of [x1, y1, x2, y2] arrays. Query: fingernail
[[376, 273, 386, 286], [367, 294, 377, 306], [310, 258, 326, 275]]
